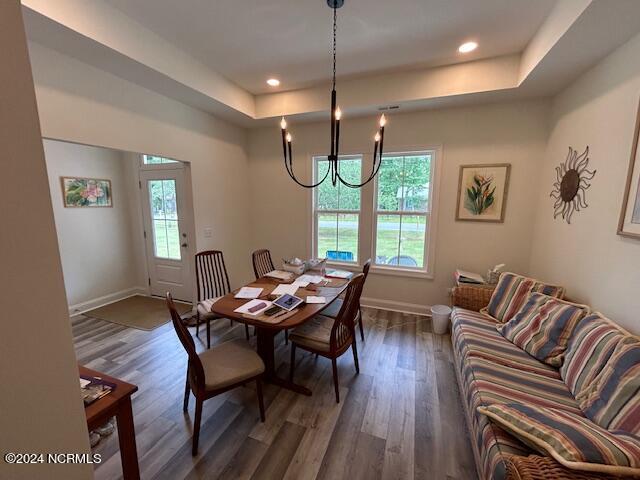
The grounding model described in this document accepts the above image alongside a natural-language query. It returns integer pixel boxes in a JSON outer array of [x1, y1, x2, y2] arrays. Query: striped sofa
[[450, 288, 630, 480]]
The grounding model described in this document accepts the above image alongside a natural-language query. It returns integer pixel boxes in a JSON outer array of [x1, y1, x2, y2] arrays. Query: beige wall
[[248, 100, 550, 312], [28, 42, 255, 290], [0, 2, 92, 478], [44, 139, 146, 310], [529, 32, 640, 332]]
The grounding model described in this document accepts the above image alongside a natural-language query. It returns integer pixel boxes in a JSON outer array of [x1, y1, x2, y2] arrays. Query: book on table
[[80, 375, 116, 407]]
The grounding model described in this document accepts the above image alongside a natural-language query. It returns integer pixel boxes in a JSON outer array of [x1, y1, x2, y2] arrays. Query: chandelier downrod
[[280, 0, 387, 189]]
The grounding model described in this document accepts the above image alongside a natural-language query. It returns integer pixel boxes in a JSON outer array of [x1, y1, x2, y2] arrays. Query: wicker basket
[[450, 285, 495, 312], [505, 455, 622, 480]]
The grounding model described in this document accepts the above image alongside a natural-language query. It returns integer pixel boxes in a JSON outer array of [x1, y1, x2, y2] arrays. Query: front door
[[140, 168, 192, 301]]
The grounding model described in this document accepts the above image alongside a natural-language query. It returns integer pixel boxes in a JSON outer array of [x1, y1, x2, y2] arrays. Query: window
[[148, 179, 181, 260], [143, 155, 178, 165], [373, 152, 434, 271], [313, 155, 362, 263]]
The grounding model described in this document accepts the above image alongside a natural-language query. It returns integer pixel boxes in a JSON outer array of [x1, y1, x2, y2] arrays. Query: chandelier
[[279, 0, 387, 189]]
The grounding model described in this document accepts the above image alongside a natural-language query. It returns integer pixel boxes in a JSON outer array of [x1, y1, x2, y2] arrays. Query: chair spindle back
[[330, 273, 365, 351], [195, 250, 231, 302], [252, 249, 275, 279], [166, 293, 205, 388]]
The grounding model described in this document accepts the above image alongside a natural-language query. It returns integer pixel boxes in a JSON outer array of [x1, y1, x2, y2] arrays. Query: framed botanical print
[[618, 100, 640, 239], [456, 163, 511, 222], [61, 177, 113, 208]]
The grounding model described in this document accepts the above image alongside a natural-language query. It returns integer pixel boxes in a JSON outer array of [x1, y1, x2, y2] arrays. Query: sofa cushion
[[452, 308, 562, 379], [479, 403, 640, 477], [577, 340, 640, 435], [462, 356, 583, 415], [483, 272, 565, 323], [561, 313, 630, 399], [497, 293, 589, 368]]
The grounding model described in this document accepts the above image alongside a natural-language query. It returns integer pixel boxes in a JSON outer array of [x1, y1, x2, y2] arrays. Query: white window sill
[[370, 265, 434, 280]]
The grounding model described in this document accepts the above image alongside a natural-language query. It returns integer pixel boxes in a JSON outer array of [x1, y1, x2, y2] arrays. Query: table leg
[[255, 327, 312, 396], [115, 396, 140, 480]]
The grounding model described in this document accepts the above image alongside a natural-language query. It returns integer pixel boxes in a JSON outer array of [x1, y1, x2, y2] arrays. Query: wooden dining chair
[[167, 293, 266, 456], [289, 273, 365, 403], [195, 250, 249, 348], [321, 259, 371, 342], [251, 248, 288, 344], [252, 248, 275, 279]]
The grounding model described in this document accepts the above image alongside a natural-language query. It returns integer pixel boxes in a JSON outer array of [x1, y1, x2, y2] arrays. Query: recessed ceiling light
[[266, 78, 280, 87], [458, 41, 478, 53]]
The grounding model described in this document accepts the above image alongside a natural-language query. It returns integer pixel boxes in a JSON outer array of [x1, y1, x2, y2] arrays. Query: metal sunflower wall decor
[[550, 146, 596, 224]]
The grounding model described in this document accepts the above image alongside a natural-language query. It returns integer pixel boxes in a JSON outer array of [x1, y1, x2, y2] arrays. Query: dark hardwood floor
[[72, 307, 477, 480]]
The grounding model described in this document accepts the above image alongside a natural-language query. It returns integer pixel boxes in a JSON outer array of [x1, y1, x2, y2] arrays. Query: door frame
[[137, 159, 196, 304]]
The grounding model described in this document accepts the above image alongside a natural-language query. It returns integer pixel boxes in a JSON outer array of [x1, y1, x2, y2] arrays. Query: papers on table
[[296, 274, 326, 284], [79, 378, 91, 388], [325, 269, 352, 279], [292, 279, 310, 288], [264, 270, 294, 280], [306, 296, 326, 304], [234, 287, 263, 299], [271, 284, 299, 296], [233, 299, 272, 316]]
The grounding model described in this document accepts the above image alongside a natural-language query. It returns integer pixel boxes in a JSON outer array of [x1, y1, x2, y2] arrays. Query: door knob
[[181, 243, 188, 248]]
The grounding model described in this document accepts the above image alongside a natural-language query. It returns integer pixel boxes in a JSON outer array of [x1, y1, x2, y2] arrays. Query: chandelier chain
[[332, 5, 337, 90]]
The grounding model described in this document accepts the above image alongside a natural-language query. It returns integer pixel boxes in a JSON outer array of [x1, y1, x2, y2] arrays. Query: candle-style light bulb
[[280, 117, 287, 130], [379, 114, 386, 127], [374, 132, 381, 142], [286, 132, 292, 143], [335, 107, 342, 121]]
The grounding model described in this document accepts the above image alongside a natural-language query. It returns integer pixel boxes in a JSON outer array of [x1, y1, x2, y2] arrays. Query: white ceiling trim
[[21, 0, 640, 126]]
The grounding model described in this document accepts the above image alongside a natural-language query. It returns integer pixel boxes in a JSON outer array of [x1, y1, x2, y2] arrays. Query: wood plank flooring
[[72, 307, 477, 480]]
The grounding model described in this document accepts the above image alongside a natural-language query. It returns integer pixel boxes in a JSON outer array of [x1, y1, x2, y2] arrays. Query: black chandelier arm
[[283, 151, 331, 189], [335, 150, 385, 189]]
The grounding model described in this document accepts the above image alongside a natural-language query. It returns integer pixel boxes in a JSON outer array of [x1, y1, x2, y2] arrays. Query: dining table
[[210, 272, 351, 396]]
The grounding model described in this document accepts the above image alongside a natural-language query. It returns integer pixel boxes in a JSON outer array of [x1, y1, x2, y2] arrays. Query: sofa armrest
[[450, 285, 494, 312], [505, 455, 619, 480]]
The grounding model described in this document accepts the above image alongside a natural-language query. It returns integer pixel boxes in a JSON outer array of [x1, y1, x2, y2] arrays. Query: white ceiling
[[103, 0, 557, 94]]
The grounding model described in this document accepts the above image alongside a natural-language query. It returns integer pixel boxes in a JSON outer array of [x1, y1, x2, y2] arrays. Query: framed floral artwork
[[618, 99, 640, 239], [61, 177, 112, 208], [456, 163, 511, 222]]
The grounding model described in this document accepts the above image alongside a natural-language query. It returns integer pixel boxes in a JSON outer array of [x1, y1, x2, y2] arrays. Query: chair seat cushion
[[198, 339, 264, 390], [290, 315, 340, 352], [197, 298, 223, 319], [479, 403, 640, 477]]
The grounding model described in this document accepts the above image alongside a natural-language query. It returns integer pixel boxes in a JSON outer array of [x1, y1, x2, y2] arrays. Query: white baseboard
[[360, 296, 431, 316], [68, 286, 149, 317]]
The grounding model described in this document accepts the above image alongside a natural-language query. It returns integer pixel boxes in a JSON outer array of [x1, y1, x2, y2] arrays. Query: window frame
[[371, 149, 439, 278], [139, 154, 181, 170], [311, 154, 364, 266]]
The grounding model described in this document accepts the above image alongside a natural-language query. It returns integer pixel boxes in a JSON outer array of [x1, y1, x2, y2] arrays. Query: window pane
[[337, 213, 358, 262], [149, 179, 181, 260], [143, 155, 178, 165], [336, 158, 361, 210], [317, 212, 338, 259], [375, 214, 400, 265], [315, 156, 361, 211], [401, 155, 430, 211], [399, 215, 427, 268], [377, 156, 404, 211], [316, 160, 338, 210]]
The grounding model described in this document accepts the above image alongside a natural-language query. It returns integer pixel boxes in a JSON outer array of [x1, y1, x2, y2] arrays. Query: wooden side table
[[80, 366, 139, 480]]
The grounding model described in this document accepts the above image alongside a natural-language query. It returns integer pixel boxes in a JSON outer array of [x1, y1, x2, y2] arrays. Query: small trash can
[[431, 304, 452, 335]]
